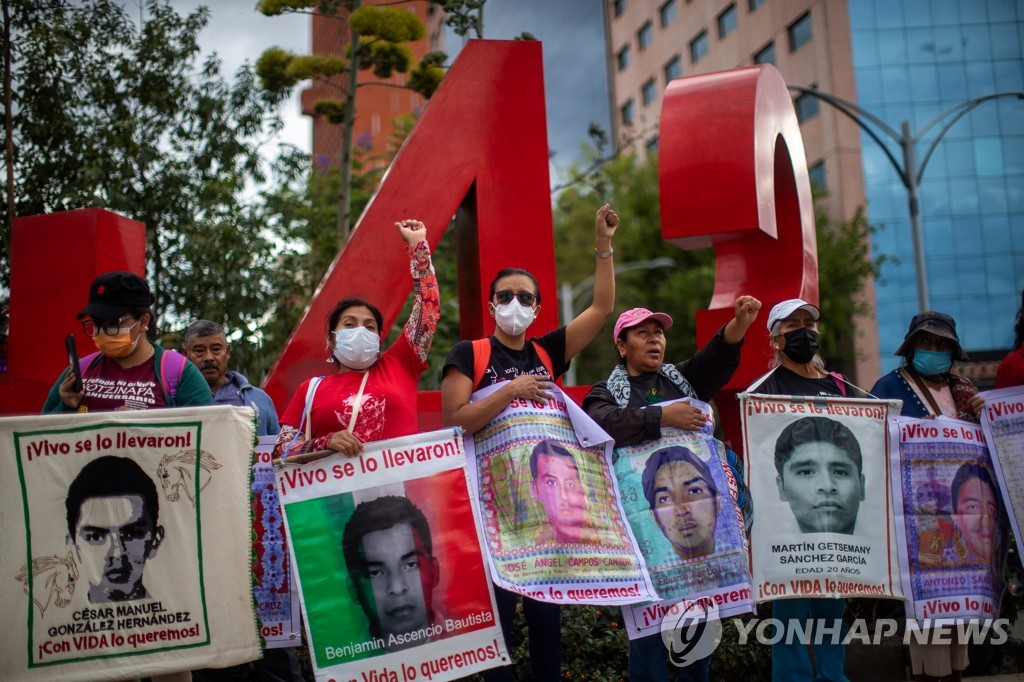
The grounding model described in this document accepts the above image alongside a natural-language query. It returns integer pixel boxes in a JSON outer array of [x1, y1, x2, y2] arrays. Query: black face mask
[[782, 328, 819, 364]]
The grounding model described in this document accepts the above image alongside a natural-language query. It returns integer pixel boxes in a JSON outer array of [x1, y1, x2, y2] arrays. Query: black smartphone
[[65, 334, 83, 393]]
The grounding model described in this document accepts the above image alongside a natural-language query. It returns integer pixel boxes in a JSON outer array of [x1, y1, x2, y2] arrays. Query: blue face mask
[[912, 349, 952, 376]]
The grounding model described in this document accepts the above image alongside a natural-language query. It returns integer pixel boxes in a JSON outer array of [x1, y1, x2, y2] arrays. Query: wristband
[[594, 247, 614, 258]]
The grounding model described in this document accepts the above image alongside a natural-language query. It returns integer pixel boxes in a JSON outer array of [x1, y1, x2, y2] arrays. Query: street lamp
[[787, 86, 1024, 312], [559, 257, 676, 384]]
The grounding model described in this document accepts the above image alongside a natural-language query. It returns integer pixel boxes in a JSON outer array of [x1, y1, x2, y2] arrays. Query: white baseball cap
[[767, 299, 820, 335]]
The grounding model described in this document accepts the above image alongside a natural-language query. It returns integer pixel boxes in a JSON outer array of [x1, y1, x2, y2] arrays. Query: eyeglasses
[[494, 290, 537, 306], [81, 316, 135, 337]]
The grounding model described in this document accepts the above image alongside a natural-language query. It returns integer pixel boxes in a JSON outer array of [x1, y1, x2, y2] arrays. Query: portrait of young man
[[641, 446, 721, 561], [774, 416, 866, 535], [65, 455, 165, 603], [528, 440, 599, 545], [950, 463, 1001, 565], [342, 496, 441, 651]]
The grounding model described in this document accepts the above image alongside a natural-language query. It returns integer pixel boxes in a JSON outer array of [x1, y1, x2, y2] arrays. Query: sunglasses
[[494, 290, 537, 306], [81, 315, 135, 337]]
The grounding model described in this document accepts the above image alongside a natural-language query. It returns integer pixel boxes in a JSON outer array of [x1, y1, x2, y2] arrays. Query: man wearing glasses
[[43, 271, 212, 412]]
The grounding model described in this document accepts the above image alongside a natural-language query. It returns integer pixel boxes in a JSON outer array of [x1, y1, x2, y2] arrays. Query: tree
[[551, 148, 885, 384], [256, 0, 465, 240], [4, 0, 290, 377]]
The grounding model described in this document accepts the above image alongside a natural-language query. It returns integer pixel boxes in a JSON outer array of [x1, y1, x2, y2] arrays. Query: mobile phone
[[65, 334, 83, 393]]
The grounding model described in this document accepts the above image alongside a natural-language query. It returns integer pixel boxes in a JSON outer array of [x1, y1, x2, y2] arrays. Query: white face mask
[[492, 299, 536, 336], [333, 326, 381, 370]]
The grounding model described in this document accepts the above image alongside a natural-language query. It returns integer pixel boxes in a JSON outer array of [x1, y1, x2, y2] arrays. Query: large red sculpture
[[1, 45, 816, 452]]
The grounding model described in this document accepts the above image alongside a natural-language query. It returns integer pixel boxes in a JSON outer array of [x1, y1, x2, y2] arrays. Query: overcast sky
[[169, 0, 611, 174]]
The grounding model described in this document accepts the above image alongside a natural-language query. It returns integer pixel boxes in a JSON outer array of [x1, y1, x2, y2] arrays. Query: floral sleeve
[[404, 240, 440, 364], [272, 424, 334, 461]]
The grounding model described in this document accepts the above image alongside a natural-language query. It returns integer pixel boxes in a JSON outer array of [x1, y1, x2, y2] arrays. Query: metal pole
[[902, 121, 929, 312]]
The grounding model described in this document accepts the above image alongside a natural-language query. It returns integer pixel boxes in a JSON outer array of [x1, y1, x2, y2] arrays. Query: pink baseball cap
[[613, 307, 673, 339]]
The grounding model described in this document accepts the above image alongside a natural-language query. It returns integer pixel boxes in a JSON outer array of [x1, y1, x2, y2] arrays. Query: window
[[617, 45, 631, 71], [794, 91, 820, 123], [646, 136, 660, 153], [717, 4, 738, 39], [754, 42, 776, 65], [690, 30, 709, 62], [660, 0, 677, 27], [642, 78, 657, 106], [788, 12, 812, 52], [749, 0, 766, 10], [614, 0, 626, 18], [621, 99, 635, 126], [808, 161, 826, 191], [638, 21, 653, 50], [664, 54, 682, 82]]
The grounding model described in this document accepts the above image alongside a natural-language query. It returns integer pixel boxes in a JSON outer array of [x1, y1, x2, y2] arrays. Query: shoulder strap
[[285, 376, 325, 460], [79, 352, 101, 374], [828, 371, 848, 397], [471, 338, 492, 390], [902, 367, 943, 416], [531, 341, 554, 379], [159, 350, 188, 399]]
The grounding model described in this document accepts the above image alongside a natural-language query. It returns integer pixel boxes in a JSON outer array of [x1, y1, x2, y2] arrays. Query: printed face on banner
[[648, 454, 720, 560], [773, 417, 865, 535], [529, 445, 588, 544], [348, 516, 440, 646], [953, 475, 998, 563], [69, 493, 163, 603]]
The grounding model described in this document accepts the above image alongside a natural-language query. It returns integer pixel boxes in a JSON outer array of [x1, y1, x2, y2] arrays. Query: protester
[[43, 271, 211, 682], [44, 271, 212, 412], [748, 298, 851, 682], [995, 289, 1024, 388], [440, 204, 619, 682], [274, 220, 438, 459], [582, 297, 759, 682], [870, 311, 983, 682], [184, 321, 303, 681], [871, 312, 984, 421], [183, 320, 280, 436]]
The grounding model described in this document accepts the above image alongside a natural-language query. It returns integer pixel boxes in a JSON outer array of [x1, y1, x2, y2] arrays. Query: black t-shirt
[[751, 365, 845, 398], [444, 327, 569, 390]]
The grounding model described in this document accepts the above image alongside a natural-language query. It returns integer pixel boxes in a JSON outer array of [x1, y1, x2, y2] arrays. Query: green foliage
[[257, 0, 318, 16], [435, 0, 485, 38], [364, 41, 413, 79], [5, 0, 288, 376], [351, 5, 425, 43], [515, 32, 537, 41], [314, 99, 347, 124], [408, 52, 447, 99]]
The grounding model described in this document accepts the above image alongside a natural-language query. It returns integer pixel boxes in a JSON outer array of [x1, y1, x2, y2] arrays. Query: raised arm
[[564, 204, 619, 360], [397, 220, 439, 364]]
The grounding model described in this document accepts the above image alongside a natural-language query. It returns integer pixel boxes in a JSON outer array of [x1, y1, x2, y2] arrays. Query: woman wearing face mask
[[439, 204, 618, 682], [748, 299, 853, 682], [274, 220, 438, 459], [870, 312, 984, 422], [44, 271, 213, 412], [870, 313, 983, 682]]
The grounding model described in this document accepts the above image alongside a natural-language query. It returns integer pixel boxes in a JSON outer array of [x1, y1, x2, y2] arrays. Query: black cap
[[77, 271, 153, 321], [895, 311, 968, 361]]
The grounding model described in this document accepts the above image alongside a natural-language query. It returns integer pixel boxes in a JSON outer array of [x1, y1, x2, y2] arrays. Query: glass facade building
[[849, 1, 1024, 372]]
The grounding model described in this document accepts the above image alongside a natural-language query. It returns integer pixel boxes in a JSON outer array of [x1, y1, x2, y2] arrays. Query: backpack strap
[[471, 338, 492, 390], [531, 341, 554, 379], [78, 352, 101, 375], [159, 350, 189, 400], [284, 376, 325, 461], [828, 371, 848, 397]]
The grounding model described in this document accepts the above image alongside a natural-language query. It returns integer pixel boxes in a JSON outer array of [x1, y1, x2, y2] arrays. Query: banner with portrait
[[252, 435, 301, 648], [740, 394, 903, 602], [980, 385, 1024, 558], [617, 398, 754, 639], [0, 406, 260, 682], [891, 416, 1009, 623], [465, 383, 656, 605], [278, 428, 507, 682]]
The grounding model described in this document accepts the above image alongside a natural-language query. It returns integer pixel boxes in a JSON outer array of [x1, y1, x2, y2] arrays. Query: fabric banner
[[617, 398, 754, 639], [465, 384, 656, 605], [741, 394, 902, 602], [892, 415, 1009, 623], [278, 428, 507, 682], [980, 385, 1024, 559], [0, 406, 260, 682], [252, 435, 301, 648]]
